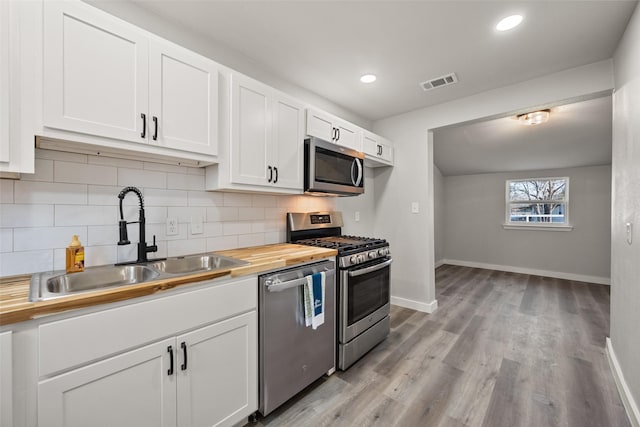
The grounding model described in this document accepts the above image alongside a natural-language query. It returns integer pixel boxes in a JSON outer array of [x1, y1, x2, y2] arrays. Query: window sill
[[502, 224, 574, 232]]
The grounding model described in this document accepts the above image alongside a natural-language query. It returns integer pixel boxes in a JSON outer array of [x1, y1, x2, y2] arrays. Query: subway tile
[[167, 173, 205, 191], [0, 250, 53, 276], [238, 233, 265, 248], [238, 207, 265, 221], [15, 181, 87, 205], [167, 207, 206, 223], [87, 225, 122, 246], [223, 221, 252, 236], [53, 248, 65, 271], [251, 220, 281, 233], [187, 167, 205, 176], [185, 221, 222, 238], [88, 185, 139, 206], [264, 231, 283, 245], [0, 179, 13, 203], [188, 190, 223, 207], [144, 188, 187, 207], [252, 194, 278, 207], [206, 206, 238, 222], [265, 207, 287, 220], [88, 155, 143, 169], [167, 238, 206, 257], [206, 235, 239, 252], [0, 229, 12, 252], [55, 205, 117, 226], [55, 161, 117, 186], [223, 193, 253, 207], [35, 149, 88, 163], [21, 158, 54, 182], [118, 168, 167, 189], [0, 205, 54, 227], [143, 162, 188, 174], [120, 205, 167, 226], [84, 245, 118, 267], [14, 227, 87, 251]]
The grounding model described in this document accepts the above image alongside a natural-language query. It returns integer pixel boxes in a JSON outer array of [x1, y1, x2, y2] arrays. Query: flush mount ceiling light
[[496, 14, 523, 31], [360, 74, 377, 84], [517, 109, 550, 125]]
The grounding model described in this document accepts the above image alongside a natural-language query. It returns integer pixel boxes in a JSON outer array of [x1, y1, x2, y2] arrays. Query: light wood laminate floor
[[250, 265, 630, 427]]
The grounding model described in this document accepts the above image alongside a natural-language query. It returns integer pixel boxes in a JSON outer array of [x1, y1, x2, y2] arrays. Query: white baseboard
[[390, 296, 438, 313], [606, 338, 640, 427], [434, 259, 446, 268], [440, 259, 610, 285]]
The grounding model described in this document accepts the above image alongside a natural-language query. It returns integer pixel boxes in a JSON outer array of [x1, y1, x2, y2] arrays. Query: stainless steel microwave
[[304, 137, 364, 196]]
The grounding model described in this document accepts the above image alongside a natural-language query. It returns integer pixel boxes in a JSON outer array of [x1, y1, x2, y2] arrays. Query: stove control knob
[[358, 254, 366, 263], [378, 248, 386, 256], [350, 256, 358, 265], [368, 251, 377, 259]]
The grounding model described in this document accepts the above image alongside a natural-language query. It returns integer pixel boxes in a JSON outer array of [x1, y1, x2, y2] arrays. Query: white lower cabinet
[[36, 276, 258, 427], [0, 331, 12, 427]]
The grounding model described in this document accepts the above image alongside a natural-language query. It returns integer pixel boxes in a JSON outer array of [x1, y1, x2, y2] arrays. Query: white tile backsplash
[[0, 150, 335, 277], [55, 161, 118, 186]]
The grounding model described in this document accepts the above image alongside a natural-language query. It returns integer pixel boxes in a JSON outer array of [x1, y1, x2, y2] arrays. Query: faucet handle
[[118, 220, 130, 245], [147, 235, 158, 253]]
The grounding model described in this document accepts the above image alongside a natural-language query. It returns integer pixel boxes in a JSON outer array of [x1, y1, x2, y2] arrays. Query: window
[[505, 177, 570, 229]]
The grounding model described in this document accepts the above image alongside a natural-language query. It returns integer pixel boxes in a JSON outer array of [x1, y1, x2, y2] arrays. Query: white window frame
[[503, 176, 573, 231]]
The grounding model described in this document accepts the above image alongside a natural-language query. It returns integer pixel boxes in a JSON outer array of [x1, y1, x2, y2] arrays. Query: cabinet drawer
[[39, 276, 256, 377]]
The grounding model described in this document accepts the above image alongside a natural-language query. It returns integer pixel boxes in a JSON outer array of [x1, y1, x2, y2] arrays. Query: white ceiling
[[433, 95, 613, 176], [128, 0, 636, 121]]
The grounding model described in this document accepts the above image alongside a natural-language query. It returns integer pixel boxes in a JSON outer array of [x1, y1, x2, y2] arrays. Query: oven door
[[339, 257, 392, 343]]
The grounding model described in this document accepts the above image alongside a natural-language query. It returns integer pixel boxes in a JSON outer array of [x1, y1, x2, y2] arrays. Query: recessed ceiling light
[[496, 14, 523, 31], [360, 74, 377, 84]]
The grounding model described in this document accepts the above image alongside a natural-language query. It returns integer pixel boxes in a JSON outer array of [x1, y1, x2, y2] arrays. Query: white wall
[[433, 165, 445, 265], [441, 166, 611, 282], [0, 149, 334, 277], [372, 59, 614, 311], [610, 2, 640, 420], [86, 0, 372, 130]]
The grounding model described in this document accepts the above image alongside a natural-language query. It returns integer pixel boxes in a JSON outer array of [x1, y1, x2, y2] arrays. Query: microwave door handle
[[348, 258, 393, 277], [351, 158, 363, 187]]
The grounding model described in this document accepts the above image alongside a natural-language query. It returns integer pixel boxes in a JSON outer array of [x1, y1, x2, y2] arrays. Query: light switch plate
[[166, 217, 178, 236], [191, 215, 204, 235], [355, 211, 360, 222], [411, 202, 419, 214], [626, 222, 633, 245]]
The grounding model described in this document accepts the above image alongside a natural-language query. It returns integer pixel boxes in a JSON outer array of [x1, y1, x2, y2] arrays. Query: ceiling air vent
[[420, 73, 458, 91]]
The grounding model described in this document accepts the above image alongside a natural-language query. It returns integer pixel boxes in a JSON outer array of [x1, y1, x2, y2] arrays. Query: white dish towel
[[303, 271, 325, 329]]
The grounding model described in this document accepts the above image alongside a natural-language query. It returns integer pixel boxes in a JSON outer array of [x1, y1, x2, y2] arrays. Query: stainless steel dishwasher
[[258, 259, 336, 416]]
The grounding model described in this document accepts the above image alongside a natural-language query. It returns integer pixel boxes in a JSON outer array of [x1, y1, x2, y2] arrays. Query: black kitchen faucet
[[117, 186, 161, 264]]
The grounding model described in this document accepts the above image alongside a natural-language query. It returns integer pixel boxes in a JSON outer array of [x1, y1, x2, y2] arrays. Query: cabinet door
[[230, 74, 271, 186], [43, 1, 149, 143], [0, 332, 12, 427], [363, 131, 393, 166], [271, 93, 304, 190], [176, 311, 257, 427], [38, 338, 177, 427], [334, 119, 362, 152], [0, 1, 9, 164], [306, 109, 335, 141], [149, 41, 218, 156]]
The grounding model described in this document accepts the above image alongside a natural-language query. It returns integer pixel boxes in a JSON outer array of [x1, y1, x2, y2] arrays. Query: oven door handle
[[348, 258, 393, 277], [266, 270, 335, 292]]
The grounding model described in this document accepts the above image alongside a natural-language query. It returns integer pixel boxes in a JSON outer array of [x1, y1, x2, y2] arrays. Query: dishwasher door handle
[[266, 270, 334, 293], [348, 258, 393, 277]]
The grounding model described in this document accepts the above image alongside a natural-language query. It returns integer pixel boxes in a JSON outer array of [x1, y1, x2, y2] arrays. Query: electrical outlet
[[411, 202, 419, 214], [191, 216, 204, 235], [166, 217, 178, 236], [355, 211, 360, 222]]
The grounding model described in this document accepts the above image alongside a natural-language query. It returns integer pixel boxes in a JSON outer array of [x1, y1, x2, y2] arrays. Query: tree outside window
[[506, 177, 569, 225]]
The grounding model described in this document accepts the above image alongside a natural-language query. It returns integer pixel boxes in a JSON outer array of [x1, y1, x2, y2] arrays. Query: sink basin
[[150, 254, 248, 275], [30, 265, 160, 301]]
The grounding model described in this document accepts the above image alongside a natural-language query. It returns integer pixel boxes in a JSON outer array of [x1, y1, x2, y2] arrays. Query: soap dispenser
[[66, 235, 85, 273]]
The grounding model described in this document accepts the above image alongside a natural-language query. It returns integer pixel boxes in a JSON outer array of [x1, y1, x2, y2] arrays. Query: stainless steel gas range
[[287, 211, 392, 370]]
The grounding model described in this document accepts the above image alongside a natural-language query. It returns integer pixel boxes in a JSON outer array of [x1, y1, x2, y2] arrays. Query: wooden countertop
[[0, 244, 336, 326]]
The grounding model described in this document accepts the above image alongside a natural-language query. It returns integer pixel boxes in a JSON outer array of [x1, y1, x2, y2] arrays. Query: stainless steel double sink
[[29, 254, 249, 302]]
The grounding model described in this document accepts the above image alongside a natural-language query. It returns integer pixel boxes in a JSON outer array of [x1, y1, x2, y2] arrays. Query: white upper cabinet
[[362, 130, 394, 167], [42, 0, 219, 161], [306, 108, 362, 152], [149, 41, 218, 156], [207, 72, 304, 193]]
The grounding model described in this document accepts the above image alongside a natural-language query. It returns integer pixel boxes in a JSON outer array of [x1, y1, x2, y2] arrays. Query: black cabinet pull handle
[[181, 341, 187, 371], [377, 144, 382, 155], [141, 113, 146, 139], [274, 167, 278, 184], [167, 345, 174, 376], [336, 128, 341, 141], [152, 116, 158, 141], [267, 165, 273, 182], [332, 127, 337, 141]]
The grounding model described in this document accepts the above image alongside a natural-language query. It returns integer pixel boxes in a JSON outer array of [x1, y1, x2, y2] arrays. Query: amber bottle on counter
[[66, 235, 85, 273]]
